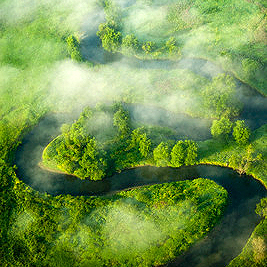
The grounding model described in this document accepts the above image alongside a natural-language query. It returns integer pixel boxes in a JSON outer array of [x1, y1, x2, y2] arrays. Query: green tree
[[184, 140, 198, 165], [153, 142, 170, 166], [75, 138, 106, 180], [142, 41, 155, 54], [113, 107, 130, 137], [122, 34, 139, 54], [97, 23, 122, 52], [232, 120, 250, 145], [255, 198, 267, 218], [228, 144, 262, 175], [170, 140, 198, 167], [66, 35, 82, 61], [211, 115, 232, 140], [127, 128, 151, 159], [170, 140, 185, 167], [165, 37, 179, 55]]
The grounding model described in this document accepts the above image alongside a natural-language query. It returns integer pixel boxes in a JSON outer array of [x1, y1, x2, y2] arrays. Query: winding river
[[15, 113, 266, 267], [15, 14, 267, 267]]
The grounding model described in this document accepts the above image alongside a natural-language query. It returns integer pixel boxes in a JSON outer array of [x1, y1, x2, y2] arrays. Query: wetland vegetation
[[0, 0, 266, 266]]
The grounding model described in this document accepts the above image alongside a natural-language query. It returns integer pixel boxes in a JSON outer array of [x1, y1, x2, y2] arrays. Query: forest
[[0, 0, 266, 266]]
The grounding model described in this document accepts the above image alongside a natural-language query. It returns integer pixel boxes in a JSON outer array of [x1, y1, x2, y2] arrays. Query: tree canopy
[[232, 120, 250, 145]]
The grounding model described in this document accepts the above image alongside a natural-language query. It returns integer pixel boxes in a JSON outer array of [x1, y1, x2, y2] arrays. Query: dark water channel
[[15, 114, 266, 267]]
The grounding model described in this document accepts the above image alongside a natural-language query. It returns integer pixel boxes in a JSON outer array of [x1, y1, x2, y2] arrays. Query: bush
[[211, 115, 232, 140], [232, 120, 250, 145]]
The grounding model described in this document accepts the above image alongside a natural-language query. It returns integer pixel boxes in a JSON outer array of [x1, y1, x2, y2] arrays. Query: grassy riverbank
[[197, 124, 267, 267], [98, 0, 267, 95], [198, 124, 267, 188]]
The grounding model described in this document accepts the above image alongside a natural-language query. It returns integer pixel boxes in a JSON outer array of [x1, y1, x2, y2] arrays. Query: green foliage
[[113, 106, 131, 138], [153, 142, 170, 166], [45, 107, 115, 180], [165, 36, 180, 55], [127, 127, 151, 158], [43, 104, 153, 179], [97, 23, 122, 52], [121, 34, 139, 54], [3, 178, 227, 267], [241, 58, 261, 80], [227, 217, 267, 267], [202, 74, 241, 118], [170, 140, 185, 167], [0, 1, 266, 266], [184, 140, 198, 166], [170, 140, 198, 167], [73, 138, 107, 181], [167, 0, 198, 32], [256, 198, 267, 218], [211, 115, 233, 140], [233, 120, 250, 146], [142, 41, 155, 54], [228, 144, 262, 175], [66, 35, 82, 62]]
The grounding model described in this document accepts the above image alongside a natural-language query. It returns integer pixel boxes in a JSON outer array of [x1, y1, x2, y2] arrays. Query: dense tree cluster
[[211, 115, 233, 140], [96, 0, 180, 58], [211, 116, 251, 145], [43, 104, 199, 180], [228, 144, 262, 175], [232, 120, 251, 145], [153, 142, 170, 167], [153, 140, 198, 167]]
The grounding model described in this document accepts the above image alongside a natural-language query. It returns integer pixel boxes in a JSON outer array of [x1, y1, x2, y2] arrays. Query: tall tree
[[113, 107, 130, 138], [228, 144, 262, 175], [153, 142, 170, 167], [184, 140, 198, 165], [211, 115, 232, 140], [232, 120, 250, 145], [170, 140, 185, 167]]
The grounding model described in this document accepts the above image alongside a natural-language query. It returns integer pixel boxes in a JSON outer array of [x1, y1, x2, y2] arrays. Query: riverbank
[[197, 124, 267, 267]]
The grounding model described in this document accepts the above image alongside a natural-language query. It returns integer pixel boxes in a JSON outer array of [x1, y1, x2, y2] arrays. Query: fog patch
[[123, 4, 168, 39], [101, 201, 165, 255], [11, 210, 36, 235]]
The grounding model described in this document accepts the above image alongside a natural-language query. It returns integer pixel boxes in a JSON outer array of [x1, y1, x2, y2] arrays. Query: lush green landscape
[[0, 0, 266, 266]]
